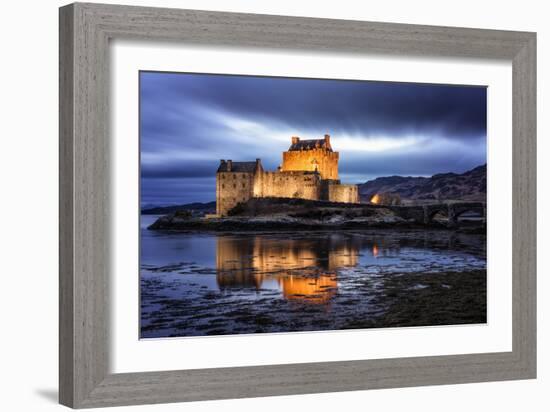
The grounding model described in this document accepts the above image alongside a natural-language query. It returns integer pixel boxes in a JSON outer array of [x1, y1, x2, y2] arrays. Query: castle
[[215, 134, 359, 216]]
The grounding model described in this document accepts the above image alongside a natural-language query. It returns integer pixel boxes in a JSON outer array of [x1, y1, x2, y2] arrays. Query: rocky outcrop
[[141, 201, 216, 216], [147, 196, 486, 232], [148, 198, 408, 231]]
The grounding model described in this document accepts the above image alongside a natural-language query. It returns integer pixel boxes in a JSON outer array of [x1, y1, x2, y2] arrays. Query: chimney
[[291, 136, 300, 145], [227, 159, 232, 171], [324, 134, 331, 150], [220, 159, 225, 164], [255, 158, 262, 171]]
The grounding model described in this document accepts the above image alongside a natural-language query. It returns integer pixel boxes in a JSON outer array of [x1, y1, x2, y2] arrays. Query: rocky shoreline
[[141, 263, 487, 337], [147, 197, 485, 233], [148, 215, 415, 231], [147, 212, 484, 233]]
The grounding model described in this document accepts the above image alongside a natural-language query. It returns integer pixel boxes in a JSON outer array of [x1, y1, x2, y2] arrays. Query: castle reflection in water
[[215, 234, 394, 304]]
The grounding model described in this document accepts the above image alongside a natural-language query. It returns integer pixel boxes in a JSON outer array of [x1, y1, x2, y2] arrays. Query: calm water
[[140, 215, 487, 338]]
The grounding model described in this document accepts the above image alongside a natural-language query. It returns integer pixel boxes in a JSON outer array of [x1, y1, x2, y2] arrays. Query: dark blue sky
[[140, 71, 486, 206]]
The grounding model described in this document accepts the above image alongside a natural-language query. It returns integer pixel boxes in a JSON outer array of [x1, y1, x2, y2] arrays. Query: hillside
[[141, 201, 216, 215], [359, 164, 486, 203]]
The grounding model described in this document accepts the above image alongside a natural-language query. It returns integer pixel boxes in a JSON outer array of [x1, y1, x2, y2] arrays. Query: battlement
[[288, 134, 333, 152]]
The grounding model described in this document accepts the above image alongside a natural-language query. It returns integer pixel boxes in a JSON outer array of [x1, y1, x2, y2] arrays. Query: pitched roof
[[217, 161, 258, 173], [288, 138, 332, 152]]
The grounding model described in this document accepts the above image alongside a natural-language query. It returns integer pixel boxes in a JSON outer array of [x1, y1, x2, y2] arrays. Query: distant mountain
[[141, 201, 216, 215], [359, 164, 486, 203]]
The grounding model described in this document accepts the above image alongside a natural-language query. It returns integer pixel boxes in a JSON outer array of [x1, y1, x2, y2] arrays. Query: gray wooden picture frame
[[59, 2, 536, 408]]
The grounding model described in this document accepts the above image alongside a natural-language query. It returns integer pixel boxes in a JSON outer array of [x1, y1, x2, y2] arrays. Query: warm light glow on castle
[[215, 135, 359, 216]]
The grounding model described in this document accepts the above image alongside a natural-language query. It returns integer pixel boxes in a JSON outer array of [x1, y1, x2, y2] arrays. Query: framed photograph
[[59, 2, 536, 408]]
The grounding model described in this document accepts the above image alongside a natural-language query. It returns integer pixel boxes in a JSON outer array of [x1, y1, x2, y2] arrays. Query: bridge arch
[[391, 202, 485, 227], [423, 205, 449, 225], [448, 202, 486, 227]]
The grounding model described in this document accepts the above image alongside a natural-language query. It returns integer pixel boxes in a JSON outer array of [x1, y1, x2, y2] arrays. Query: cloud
[[141, 177, 216, 206], [140, 71, 486, 205]]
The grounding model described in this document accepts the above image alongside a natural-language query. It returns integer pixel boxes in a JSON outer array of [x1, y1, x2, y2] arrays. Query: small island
[[146, 136, 486, 232], [147, 196, 485, 232]]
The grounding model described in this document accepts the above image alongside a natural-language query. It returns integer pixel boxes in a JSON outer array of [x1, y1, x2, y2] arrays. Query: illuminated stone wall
[[254, 171, 322, 200], [281, 148, 339, 180], [215, 136, 359, 216], [328, 183, 359, 203], [216, 171, 255, 215], [216, 169, 359, 215]]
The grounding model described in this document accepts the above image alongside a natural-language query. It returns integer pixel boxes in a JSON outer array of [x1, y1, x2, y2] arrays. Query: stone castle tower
[[281, 135, 339, 180], [215, 135, 358, 216]]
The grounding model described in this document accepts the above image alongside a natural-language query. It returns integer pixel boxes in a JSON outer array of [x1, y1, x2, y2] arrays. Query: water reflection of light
[[372, 244, 379, 257], [278, 274, 337, 304], [215, 236, 351, 304]]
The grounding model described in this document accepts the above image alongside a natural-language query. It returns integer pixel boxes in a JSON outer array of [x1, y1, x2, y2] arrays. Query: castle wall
[[254, 171, 322, 200], [281, 149, 339, 180], [216, 171, 358, 215], [216, 171, 254, 216], [328, 183, 359, 204], [215, 137, 358, 214], [320, 179, 337, 201]]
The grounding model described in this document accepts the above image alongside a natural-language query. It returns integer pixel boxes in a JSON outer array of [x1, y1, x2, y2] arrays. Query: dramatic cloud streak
[[140, 71, 486, 206]]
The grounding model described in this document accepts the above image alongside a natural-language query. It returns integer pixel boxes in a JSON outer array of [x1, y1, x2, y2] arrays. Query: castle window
[[233, 184, 236, 188], [233, 174, 236, 179], [222, 184, 225, 189], [242, 183, 246, 188]]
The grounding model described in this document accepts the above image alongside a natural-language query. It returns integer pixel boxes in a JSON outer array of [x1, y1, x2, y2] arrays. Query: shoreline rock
[[147, 198, 485, 233], [147, 214, 483, 233]]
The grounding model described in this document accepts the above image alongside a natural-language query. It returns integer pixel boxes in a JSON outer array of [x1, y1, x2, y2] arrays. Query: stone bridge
[[390, 202, 486, 227]]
